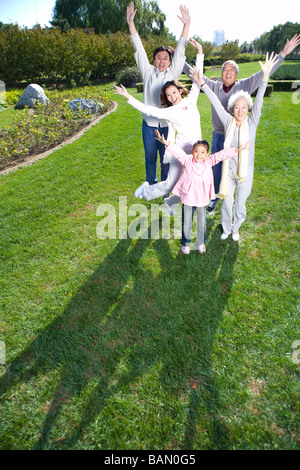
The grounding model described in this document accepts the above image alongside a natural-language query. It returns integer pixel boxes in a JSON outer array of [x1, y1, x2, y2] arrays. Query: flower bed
[[0, 86, 111, 170]]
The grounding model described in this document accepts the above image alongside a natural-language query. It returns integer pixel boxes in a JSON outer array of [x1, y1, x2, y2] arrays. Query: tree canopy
[[219, 40, 240, 62], [253, 22, 300, 53], [51, 0, 168, 37]]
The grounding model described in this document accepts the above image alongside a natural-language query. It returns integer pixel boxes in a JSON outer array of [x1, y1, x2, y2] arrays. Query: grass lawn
[[0, 69, 299, 450]]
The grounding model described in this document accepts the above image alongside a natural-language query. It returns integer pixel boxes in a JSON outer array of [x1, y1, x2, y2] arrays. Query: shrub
[[270, 81, 295, 91], [271, 63, 300, 80], [251, 84, 273, 97], [116, 66, 142, 87], [136, 83, 144, 93], [236, 53, 265, 63], [0, 25, 136, 87]]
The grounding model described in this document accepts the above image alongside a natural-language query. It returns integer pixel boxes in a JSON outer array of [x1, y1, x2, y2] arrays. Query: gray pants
[[221, 166, 254, 234], [182, 204, 207, 246]]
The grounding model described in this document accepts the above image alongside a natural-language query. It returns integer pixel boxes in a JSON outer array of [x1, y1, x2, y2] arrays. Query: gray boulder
[[68, 98, 100, 115], [15, 84, 50, 109]]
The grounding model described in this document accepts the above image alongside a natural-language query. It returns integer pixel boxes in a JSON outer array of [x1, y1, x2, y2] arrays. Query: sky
[[0, 0, 299, 45]]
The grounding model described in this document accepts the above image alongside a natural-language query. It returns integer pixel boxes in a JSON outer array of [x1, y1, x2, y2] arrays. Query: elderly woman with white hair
[[185, 34, 300, 214], [191, 52, 278, 241]]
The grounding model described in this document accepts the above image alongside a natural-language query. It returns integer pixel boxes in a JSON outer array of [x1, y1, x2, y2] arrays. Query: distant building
[[213, 30, 225, 47]]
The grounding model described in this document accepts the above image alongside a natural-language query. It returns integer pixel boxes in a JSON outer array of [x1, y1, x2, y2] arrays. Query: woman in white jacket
[[114, 39, 203, 202]]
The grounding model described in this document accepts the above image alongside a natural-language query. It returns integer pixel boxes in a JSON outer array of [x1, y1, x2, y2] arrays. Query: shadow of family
[[0, 220, 239, 450]]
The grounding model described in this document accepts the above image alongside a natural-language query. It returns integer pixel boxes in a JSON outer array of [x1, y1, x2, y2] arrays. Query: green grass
[[0, 75, 299, 450]]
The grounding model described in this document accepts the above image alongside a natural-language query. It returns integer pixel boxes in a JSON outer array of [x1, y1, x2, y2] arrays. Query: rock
[[67, 99, 100, 115], [15, 84, 50, 109]]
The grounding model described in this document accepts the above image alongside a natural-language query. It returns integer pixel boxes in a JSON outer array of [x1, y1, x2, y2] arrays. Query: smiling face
[[164, 85, 183, 106], [192, 144, 209, 163], [233, 97, 249, 123], [222, 62, 238, 87], [153, 50, 171, 73]]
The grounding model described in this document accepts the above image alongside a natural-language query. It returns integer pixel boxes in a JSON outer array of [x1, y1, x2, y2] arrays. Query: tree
[[51, 0, 168, 36], [52, 0, 88, 29], [240, 41, 254, 53], [219, 40, 240, 62], [253, 22, 300, 53]]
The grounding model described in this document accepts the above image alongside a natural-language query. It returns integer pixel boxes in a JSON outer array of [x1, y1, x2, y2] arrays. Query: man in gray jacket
[[126, 2, 190, 185]]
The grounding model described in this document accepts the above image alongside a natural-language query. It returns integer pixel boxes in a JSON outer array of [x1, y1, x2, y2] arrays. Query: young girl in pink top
[[155, 130, 249, 254]]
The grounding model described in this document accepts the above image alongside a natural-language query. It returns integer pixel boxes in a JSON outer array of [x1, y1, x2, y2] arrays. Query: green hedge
[[271, 63, 300, 80], [251, 84, 273, 96], [0, 25, 138, 87], [270, 80, 296, 91], [0, 25, 179, 88]]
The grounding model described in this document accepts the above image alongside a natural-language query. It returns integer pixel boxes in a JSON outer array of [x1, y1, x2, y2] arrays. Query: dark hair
[[193, 140, 210, 152], [160, 80, 189, 108], [153, 46, 172, 61]]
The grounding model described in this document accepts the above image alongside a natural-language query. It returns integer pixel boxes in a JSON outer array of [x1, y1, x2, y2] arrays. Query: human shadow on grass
[[0, 220, 238, 450]]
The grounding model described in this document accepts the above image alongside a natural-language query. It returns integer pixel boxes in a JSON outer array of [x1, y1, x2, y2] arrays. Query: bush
[[236, 53, 265, 63], [251, 84, 273, 97], [204, 57, 222, 67], [0, 25, 136, 87], [116, 66, 142, 87], [271, 63, 300, 80], [270, 81, 295, 91]]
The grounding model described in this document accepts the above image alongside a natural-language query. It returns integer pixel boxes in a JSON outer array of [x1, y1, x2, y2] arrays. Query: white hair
[[222, 60, 239, 74], [227, 90, 253, 114]]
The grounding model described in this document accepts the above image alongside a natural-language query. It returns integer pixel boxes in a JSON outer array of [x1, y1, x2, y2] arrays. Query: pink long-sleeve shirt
[[168, 143, 237, 207]]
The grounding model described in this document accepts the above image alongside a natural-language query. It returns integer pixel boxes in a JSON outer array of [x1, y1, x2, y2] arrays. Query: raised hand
[[259, 51, 279, 81], [167, 45, 175, 57], [177, 5, 190, 38], [189, 65, 204, 85], [126, 1, 137, 24], [178, 5, 191, 25], [188, 37, 203, 55], [281, 34, 300, 58]]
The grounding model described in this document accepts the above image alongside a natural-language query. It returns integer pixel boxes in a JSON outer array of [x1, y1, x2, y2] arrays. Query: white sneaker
[[135, 181, 149, 199], [221, 233, 229, 240], [232, 232, 239, 241], [198, 243, 206, 254]]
